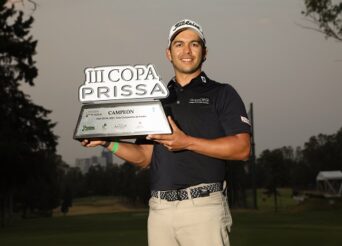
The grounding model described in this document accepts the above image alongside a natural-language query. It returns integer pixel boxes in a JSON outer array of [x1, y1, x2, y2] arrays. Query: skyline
[[17, 0, 342, 165]]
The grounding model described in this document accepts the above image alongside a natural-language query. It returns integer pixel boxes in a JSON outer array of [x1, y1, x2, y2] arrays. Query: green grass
[[53, 196, 146, 216], [1, 209, 342, 246], [230, 209, 342, 246], [249, 188, 298, 211], [0, 212, 148, 246], [1, 192, 342, 246]]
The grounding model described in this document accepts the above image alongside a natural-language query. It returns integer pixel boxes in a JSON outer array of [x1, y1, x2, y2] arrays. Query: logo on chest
[[188, 97, 210, 104]]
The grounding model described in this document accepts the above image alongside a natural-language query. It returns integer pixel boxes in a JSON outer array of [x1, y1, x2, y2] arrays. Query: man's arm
[[81, 140, 153, 168], [185, 134, 250, 160], [147, 116, 250, 161]]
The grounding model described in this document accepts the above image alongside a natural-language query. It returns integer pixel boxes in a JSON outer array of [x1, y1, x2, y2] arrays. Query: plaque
[[73, 64, 172, 140], [73, 101, 171, 139]]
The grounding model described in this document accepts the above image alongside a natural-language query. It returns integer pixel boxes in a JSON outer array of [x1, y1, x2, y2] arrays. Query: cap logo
[[168, 19, 205, 47], [173, 20, 201, 32]]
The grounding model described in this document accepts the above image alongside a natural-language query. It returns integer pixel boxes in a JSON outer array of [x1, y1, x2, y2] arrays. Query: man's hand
[[147, 116, 191, 151], [81, 139, 106, 148], [148, 116, 250, 160]]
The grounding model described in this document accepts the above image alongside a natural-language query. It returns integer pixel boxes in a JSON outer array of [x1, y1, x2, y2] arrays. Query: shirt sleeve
[[215, 84, 251, 136]]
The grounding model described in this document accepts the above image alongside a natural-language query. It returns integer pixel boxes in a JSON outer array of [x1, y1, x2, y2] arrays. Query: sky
[[17, 0, 342, 165]]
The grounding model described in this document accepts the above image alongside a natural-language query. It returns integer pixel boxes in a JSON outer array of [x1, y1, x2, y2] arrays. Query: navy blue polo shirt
[[148, 72, 251, 190]]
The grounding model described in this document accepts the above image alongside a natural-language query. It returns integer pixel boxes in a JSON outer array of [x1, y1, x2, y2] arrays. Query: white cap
[[168, 19, 206, 47]]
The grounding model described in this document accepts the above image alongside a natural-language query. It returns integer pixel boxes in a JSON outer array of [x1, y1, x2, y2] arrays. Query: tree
[[60, 186, 72, 216], [301, 0, 342, 41], [254, 127, 342, 196], [225, 161, 249, 208], [257, 147, 295, 212], [301, 128, 342, 187], [60, 166, 86, 197], [0, 0, 59, 225]]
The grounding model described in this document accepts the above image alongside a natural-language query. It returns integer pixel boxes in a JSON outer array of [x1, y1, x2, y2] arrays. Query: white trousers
[[148, 185, 232, 246]]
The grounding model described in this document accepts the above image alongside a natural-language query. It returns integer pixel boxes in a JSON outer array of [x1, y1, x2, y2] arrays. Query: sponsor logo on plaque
[[73, 64, 171, 140]]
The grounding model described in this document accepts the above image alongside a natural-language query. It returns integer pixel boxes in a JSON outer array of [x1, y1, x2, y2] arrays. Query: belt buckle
[[199, 188, 210, 197]]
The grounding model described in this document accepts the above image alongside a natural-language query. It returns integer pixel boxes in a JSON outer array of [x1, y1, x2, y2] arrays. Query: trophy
[[73, 64, 172, 140]]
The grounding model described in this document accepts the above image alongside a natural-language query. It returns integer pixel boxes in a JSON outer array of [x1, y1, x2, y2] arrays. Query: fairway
[[0, 212, 148, 246], [1, 209, 342, 246], [230, 209, 342, 246]]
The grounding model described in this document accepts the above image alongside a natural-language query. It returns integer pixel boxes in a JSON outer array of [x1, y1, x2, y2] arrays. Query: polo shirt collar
[[167, 72, 210, 90]]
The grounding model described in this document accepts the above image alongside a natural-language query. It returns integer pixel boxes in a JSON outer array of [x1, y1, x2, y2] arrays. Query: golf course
[[1, 190, 342, 246]]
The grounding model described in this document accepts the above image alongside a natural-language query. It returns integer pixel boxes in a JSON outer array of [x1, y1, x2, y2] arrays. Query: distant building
[[75, 149, 124, 174], [75, 156, 106, 174], [102, 148, 124, 166], [101, 149, 113, 165]]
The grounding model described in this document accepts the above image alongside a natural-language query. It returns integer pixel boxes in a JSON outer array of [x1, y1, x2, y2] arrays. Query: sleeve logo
[[241, 116, 251, 126]]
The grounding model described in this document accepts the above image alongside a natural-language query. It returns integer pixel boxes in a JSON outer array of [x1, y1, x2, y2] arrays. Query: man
[[81, 19, 251, 246]]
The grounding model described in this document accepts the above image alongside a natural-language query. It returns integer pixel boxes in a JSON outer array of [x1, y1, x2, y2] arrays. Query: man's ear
[[166, 48, 172, 62], [202, 47, 208, 62]]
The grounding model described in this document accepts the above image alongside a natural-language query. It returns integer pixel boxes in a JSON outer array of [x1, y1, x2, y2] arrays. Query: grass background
[[1, 189, 342, 246]]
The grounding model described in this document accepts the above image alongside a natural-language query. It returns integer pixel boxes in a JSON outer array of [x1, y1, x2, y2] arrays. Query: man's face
[[167, 29, 206, 76]]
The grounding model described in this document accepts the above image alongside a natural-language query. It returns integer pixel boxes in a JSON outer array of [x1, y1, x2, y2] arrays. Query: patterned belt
[[151, 183, 223, 201]]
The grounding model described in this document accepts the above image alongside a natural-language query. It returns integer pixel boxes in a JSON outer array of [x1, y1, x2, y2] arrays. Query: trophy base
[[73, 101, 171, 140]]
